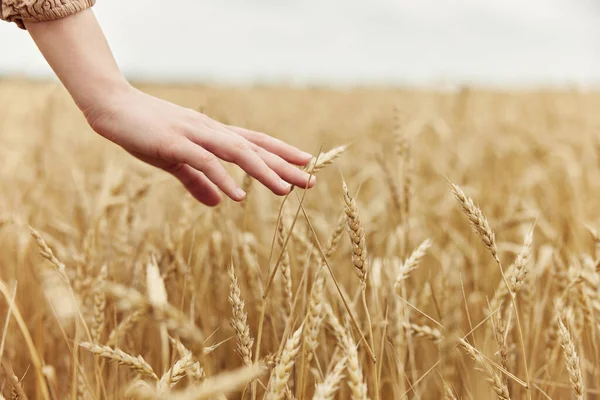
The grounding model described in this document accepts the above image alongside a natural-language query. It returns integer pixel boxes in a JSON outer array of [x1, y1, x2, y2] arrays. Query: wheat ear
[[449, 183, 498, 261], [265, 324, 304, 400], [312, 357, 347, 400], [91, 264, 107, 343], [305, 144, 349, 174], [342, 179, 368, 283], [395, 238, 432, 286], [157, 351, 196, 392], [404, 322, 443, 343], [80, 342, 158, 381], [459, 338, 510, 400], [228, 262, 254, 366], [509, 226, 534, 293], [276, 220, 294, 318], [326, 305, 369, 400], [556, 315, 584, 400]]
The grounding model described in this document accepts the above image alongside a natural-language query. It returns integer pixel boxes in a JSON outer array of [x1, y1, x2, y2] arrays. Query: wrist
[[74, 76, 132, 115]]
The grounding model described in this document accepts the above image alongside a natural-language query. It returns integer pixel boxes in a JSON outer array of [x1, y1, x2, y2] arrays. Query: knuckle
[[198, 153, 218, 169], [233, 139, 250, 153], [228, 140, 251, 162], [156, 139, 183, 161], [163, 163, 186, 175]]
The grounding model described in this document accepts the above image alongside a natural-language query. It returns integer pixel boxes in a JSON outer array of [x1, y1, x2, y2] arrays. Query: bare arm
[[25, 10, 315, 206]]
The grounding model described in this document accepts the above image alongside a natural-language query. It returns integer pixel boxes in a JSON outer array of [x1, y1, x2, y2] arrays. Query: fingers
[[226, 125, 313, 166], [170, 139, 246, 202], [168, 164, 222, 206], [255, 147, 316, 189], [189, 127, 294, 196]]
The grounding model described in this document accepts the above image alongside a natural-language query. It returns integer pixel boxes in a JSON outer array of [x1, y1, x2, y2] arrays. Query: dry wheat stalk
[[443, 383, 458, 400], [492, 306, 509, 386], [388, 292, 406, 384], [265, 324, 304, 400], [449, 183, 498, 262], [305, 145, 349, 174], [509, 227, 533, 293], [240, 233, 264, 304], [157, 351, 195, 392], [177, 342, 205, 382], [325, 213, 348, 259], [376, 154, 402, 214], [170, 338, 206, 383], [277, 220, 294, 318], [91, 264, 107, 343], [9, 373, 25, 400], [556, 315, 584, 400], [162, 363, 266, 400], [404, 322, 443, 343], [76, 366, 88, 400], [312, 357, 347, 400], [326, 305, 369, 400], [440, 261, 463, 384], [304, 268, 326, 363], [80, 342, 158, 381], [228, 262, 254, 366], [342, 180, 368, 284], [303, 215, 347, 364], [459, 338, 510, 400], [394, 238, 432, 286], [2, 363, 27, 400], [104, 283, 204, 350], [29, 227, 69, 281]]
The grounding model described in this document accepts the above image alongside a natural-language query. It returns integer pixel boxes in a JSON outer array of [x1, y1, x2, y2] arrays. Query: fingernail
[[301, 151, 313, 159], [235, 188, 246, 200], [309, 176, 317, 185], [280, 180, 292, 192]]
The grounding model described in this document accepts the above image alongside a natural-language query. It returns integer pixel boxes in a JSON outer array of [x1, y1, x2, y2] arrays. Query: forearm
[[25, 9, 130, 112]]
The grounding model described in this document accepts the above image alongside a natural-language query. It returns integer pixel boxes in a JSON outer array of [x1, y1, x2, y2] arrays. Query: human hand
[[81, 85, 316, 206], [24, 11, 315, 206]]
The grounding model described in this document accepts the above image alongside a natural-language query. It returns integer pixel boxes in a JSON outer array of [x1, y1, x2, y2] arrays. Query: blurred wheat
[[0, 79, 599, 399]]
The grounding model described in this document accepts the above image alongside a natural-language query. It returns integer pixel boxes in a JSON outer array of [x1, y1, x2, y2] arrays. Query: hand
[[24, 10, 315, 207], [82, 85, 316, 206]]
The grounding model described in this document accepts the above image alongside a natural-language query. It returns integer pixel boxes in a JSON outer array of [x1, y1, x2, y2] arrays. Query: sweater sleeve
[[1, 0, 95, 29]]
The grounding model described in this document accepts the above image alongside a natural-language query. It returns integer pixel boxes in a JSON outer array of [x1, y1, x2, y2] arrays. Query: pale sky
[[1, 0, 598, 87]]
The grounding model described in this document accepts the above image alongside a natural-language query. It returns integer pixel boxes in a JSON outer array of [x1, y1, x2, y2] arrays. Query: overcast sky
[[1, 0, 598, 87]]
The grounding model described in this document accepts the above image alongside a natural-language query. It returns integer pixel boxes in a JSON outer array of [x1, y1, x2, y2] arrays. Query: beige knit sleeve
[[1, 0, 95, 29]]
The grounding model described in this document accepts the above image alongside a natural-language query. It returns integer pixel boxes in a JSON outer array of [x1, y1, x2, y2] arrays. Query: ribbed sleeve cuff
[[8, 0, 96, 29]]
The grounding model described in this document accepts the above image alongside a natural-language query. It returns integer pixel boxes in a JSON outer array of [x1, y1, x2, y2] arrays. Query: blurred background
[[1, 0, 599, 88]]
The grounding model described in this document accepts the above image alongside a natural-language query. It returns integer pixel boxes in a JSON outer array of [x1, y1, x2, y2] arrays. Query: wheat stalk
[[459, 338, 510, 400], [342, 179, 368, 284], [492, 306, 509, 386], [276, 219, 294, 318], [91, 264, 107, 343], [228, 262, 254, 367], [556, 315, 584, 400], [157, 351, 195, 392], [312, 357, 347, 400], [305, 145, 349, 174], [404, 322, 443, 343], [265, 324, 304, 400], [80, 342, 158, 381], [509, 226, 533, 293], [326, 305, 369, 400], [394, 238, 432, 286]]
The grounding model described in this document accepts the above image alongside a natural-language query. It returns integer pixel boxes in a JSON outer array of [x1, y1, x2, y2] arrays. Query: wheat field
[[1, 79, 600, 399]]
